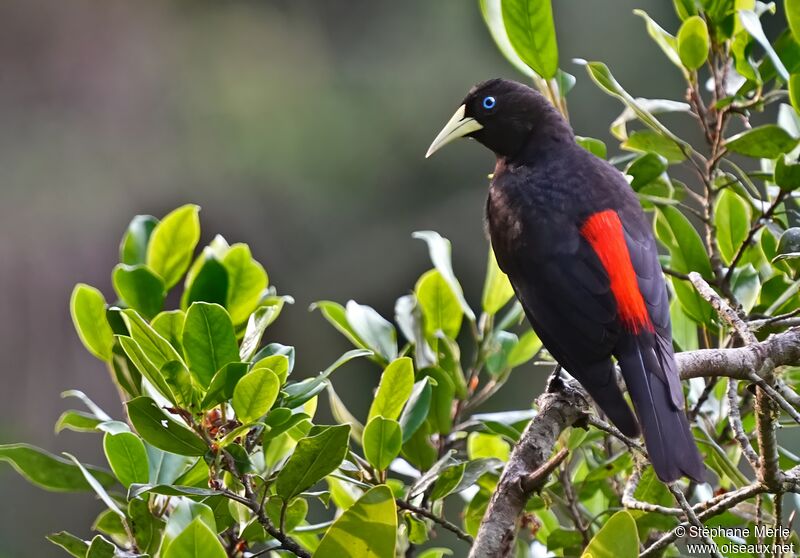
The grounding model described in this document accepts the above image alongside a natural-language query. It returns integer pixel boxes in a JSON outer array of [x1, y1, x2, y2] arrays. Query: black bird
[[426, 78, 705, 483]]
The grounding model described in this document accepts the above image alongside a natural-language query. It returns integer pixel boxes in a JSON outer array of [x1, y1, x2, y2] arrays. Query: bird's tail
[[616, 334, 705, 483]]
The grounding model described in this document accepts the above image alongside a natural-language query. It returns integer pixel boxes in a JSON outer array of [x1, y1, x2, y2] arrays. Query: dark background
[[0, 0, 762, 553]]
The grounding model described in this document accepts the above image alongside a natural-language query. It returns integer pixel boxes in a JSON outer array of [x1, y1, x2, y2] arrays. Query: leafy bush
[[4, 1, 800, 557]]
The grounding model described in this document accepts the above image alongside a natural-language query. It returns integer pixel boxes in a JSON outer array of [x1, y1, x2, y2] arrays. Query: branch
[[470, 326, 800, 557], [468, 376, 589, 558], [396, 499, 474, 544]]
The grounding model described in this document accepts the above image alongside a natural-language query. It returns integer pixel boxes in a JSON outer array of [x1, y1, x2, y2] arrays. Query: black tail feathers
[[616, 335, 706, 483]]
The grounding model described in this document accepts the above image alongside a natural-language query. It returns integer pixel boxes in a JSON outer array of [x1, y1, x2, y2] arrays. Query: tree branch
[[470, 326, 800, 557]]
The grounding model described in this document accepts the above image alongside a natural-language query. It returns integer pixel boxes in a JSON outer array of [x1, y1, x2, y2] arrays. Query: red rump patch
[[580, 210, 654, 334]]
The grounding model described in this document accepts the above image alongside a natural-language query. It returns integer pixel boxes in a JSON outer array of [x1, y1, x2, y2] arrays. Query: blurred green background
[[0, 0, 701, 553]]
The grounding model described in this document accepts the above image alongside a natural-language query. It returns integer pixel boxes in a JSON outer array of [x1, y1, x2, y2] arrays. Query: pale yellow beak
[[425, 104, 484, 158]]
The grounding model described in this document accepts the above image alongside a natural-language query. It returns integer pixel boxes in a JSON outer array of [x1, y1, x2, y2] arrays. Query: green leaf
[[182, 302, 240, 387], [0, 443, 115, 492], [654, 206, 714, 324], [266, 496, 308, 533], [276, 424, 351, 499], [129, 498, 165, 554], [55, 410, 103, 434], [368, 357, 415, 422], [162, 499, 217, 554], [715, 189, 751, 264], [86, 535, 116, 558], [789, 0, 800, 43], [362, 416, 402, 471], [63, 453, 124, 517], [121, 308, 185, 372], [412, 231, 475, 321], [70, 284, 114, 361], [482, 248, 515, 315], [145, 444, 194, 484], [201, 362, 249, 410], [152, 310, 186, 354], [399, 378, 433, 443], [416, 269, 463, 340], [126, 396, 207, 456], [239, 303, 284, 361], [677, 15, 710, 70], [739, 10, 790, 80], [118, 335, 176, 404], [232, 367, 280, 423], [128, 483, 221, 499], [775, 154, 800, 191], [147, 204, 201, 290], [327, 384, 365, 441], [790, 74, 800, 116], [467, 432, 510, 461], [112, 264, 166, 319], [345, 301, 398, 362], [581, 511, 639, 558], [506, 329, 543, 368], [163, 517, 225, 558], [582, 61, 691, 154], [311, 300, 369, 351], [222, 244, 268, 325], [103, 431, 149, 488], [47, 531, 89, 557], [633, 10, 683, 69], [281, 349, 372, 409], [626, 153, 668, 190], [182, 252, 229, 309], [622, 130, 686, 162], [500, 0, 559, 79], [314, 485, 397, 558], [575, 136, 608, 158], [478, 0, 537, 77], [120, 214, 158, 266], [670, 298, 699, 351], [725, 124, 799, 158], [426, 367, 455, 435], [732, 264, 761, 312]]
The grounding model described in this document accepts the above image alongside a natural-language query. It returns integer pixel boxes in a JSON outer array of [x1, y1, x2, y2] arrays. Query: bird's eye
[[482, 96, 496, 110]]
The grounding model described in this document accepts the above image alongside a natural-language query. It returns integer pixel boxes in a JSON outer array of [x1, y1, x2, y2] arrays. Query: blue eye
[[482, 96, 496, 110]]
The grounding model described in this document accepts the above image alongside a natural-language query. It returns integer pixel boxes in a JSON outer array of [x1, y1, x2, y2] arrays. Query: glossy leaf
[[314, 485, 397, 558], [412, 231, 475, 320], [398, 378, 433, 443], [70, 284, 114, 361], [345, 301, 398, 362], [416, 269, 463, 340], [633, 10, 683, 68], [0, 443, 115, 492], [182, 302, 239, 387], [362, 416, 402, 471], [775, 154, 800, 191], [146, 204, 201, 290], [163, 517, 225, 558], [677, 16, 709, 70], [55, 410, 103, 434], [580, 510, 639, 558], [622, 130, 686, 162], [120, 214, 158, 266], [232, 367, 280, 423], [222, 244, 268, 325], [739, 10, 790, 80], [500, 0, 559, 79], [201, 362, 248, 409], [368, 357, 415, 422], [725, 125, 799, 158], [112, 264, 165, 319], [482, 248, 515, 315], [152, 310, 186, 354], [47, 531, 89, 557], [715, 189, 751, 264], [63, 453, 124, 517], [182, 252, 228, 309], [506, 329, 543, 368], [103, 431, 149, 488], [478, 0, 536, 77], [126, 397, 207, 456], [276, 424, 351, 499]]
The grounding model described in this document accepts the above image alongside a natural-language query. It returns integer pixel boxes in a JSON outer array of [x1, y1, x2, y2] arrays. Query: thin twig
[[396, 499, 474, 544]]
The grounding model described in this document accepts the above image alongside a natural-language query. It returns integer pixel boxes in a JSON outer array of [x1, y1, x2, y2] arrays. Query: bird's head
[[426, 78, 569, 160]]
